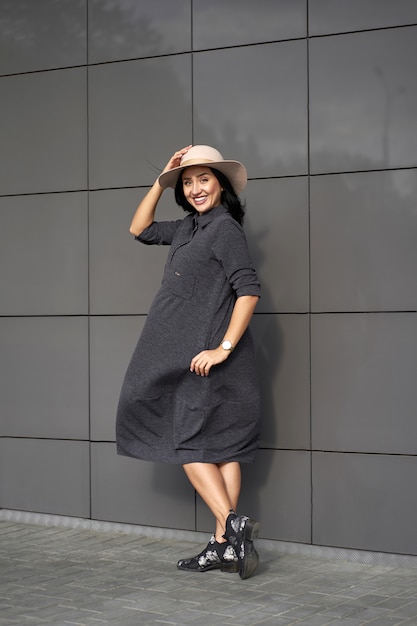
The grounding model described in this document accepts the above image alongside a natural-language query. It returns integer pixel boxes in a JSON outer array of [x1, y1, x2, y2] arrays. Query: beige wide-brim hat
[[158, 145, 247, 194]]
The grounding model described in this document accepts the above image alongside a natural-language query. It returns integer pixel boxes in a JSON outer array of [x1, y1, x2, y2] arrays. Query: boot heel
[[246, 519, 260, 541], [221, 561, 239, 573]]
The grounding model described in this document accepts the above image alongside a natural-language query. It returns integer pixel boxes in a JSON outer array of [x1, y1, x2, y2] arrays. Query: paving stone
[[348, 606, 392, 621], [393, 599, 417, 618], [325, 619, 374, 626], [365, 617, 410, 626], [2, 520, 417, 626], [255, 617, 295, 625], [297, 616, 346, 626], [224, 610, 274, 625]]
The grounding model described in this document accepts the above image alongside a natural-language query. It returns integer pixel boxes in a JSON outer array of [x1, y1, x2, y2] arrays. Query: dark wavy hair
[[174, 167, 245, 225]]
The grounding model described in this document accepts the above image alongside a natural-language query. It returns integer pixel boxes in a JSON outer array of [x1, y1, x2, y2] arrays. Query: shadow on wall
[[246, 223, 282, 486]]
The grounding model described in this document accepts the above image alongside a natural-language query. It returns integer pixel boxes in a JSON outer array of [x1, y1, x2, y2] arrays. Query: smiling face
[[181, 166, 223, 214]]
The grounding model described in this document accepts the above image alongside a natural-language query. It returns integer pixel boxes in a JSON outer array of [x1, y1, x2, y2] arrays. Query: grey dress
[[116, 204, 261, 464]]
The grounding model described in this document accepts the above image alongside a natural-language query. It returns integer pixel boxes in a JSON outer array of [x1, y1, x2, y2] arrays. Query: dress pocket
[[173, 400, 207, 450], [165, 270, 195, 300]]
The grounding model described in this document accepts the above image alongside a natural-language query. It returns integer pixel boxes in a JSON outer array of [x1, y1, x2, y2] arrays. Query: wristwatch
[[221, 340, 234, 352]]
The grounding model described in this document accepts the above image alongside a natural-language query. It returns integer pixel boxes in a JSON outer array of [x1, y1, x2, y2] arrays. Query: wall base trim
[[1, 508, 416, 569]]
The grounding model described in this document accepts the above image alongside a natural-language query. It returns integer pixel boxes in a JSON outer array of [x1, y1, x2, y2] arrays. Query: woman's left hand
[[190, 347, 230, 377]]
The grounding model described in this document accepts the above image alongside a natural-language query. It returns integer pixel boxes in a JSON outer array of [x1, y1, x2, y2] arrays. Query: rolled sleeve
[[212, 220, 261, 298], [136, 220, 182, 246]]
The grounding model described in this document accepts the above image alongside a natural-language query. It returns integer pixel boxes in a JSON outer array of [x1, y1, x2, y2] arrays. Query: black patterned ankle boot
[[177, 535, 239, 573], [223, 512, 260, 580]]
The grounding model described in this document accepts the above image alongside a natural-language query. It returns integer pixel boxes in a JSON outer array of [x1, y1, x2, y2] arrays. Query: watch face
[[222, 340, 232, 350]]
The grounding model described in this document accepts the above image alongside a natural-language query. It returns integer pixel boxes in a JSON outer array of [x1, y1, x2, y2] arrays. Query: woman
[[116, 145, 261, 579]]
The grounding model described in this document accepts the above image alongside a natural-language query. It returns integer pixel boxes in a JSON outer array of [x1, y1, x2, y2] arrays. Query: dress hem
[[116, 446, 258, 465]]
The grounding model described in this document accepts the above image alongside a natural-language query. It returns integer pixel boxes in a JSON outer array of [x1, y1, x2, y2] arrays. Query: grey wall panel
[[196, 450, 311, 543], [89, 188, 184, 315], [0, 317, 89, 439], [193, 40, 308, 178], [0, 438, 90, 517], [0, 0, 86, 75], [311, 170, 417, 312], [193, 0, 306, 49], [0, 193, 88, 316], [90, 316, 146, 441], [309, 0, 417, 35], [313, 452, 417, 555], [91, 443, 195, 530], [252, 314, 310, 450], [1, 0, 416, 558], [245, 178, 309, 313], [88, 57, 192, 189], [310, 27, 417, 174], [88, 0, 191, 63], [0, 68, 87, 195], [311, 313, 417, 454]]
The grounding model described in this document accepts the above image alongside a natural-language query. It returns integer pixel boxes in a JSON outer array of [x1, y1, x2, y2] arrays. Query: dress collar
[[194, 204, 228, 229]]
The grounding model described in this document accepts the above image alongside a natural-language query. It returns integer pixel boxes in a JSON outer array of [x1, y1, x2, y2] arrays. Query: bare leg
[[181, 461, 259, 578], [182, 461, 241, 541], [215, 462, 241, 540]]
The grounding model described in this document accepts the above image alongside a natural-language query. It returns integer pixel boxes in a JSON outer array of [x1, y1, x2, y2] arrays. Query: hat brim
[[158, 160, 247, 195]]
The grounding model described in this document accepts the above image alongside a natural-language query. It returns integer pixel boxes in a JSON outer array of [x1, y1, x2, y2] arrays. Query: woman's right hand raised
[[161, 145, 192, 174]]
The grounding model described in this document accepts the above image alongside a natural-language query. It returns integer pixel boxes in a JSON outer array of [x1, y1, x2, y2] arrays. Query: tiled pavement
[[1, 512, 417, 625]]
